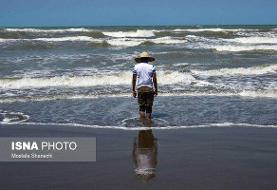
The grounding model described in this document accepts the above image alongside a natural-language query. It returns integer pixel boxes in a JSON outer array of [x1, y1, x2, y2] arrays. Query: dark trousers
[[138, 90, 154, 114]]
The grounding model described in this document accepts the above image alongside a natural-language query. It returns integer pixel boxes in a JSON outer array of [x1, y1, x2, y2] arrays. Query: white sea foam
[[185, 34, 277, 45], [0, 38, 17, 43], [192, 64, 277, 77], [185, 35, 277, 52], [172, 62, 190, 67], [188, 39, 277, 51], [1, 90, 277, 104], [34, 36, 103, 42], [0, 91, 277, 104], [107, 38, 142, 47], [0, 71, 193, 89], [151, 36, 187, 44], [226, 36, 277, 44], [2, 121, 277, 130], [3, 28, 261, 34], [0, 111, 30, 124], [212, 44, 277, 52], [103, 30, 155, 37], [0, 36, 186, 46], [173, 28, 254, 32], [106, 36, 186, 47], [237, 90, 277, 98]]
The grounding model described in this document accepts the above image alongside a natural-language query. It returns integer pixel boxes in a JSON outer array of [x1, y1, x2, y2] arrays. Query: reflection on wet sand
[[132, 120, 158, 181]]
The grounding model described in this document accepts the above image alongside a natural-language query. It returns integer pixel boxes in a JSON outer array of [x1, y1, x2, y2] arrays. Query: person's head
[[140, 57, 150, 63], [135, 51, 155, 63]]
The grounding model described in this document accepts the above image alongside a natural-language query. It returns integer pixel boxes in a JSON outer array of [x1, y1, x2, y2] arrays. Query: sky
[[0, 0, 277, 26]]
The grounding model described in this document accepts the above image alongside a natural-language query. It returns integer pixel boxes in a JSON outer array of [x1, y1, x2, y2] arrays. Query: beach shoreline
[[1, 124, 277, 190]]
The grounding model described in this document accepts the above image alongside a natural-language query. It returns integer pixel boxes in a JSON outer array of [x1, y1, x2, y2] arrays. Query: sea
[[0, 25, 277, 129]]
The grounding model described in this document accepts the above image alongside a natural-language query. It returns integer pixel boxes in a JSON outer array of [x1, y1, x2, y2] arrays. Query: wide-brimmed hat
[[135, 51, 155, 63]]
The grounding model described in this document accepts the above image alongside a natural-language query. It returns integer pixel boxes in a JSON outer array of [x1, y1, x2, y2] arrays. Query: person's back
[[133, 62, 156, 89], [132, 52, 158, 120]]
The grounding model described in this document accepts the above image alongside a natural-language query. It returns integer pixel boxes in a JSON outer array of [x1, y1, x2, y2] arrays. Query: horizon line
[[0, 24, 277, 28]]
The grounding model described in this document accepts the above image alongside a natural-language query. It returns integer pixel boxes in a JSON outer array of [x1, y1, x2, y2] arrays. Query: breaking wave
[[1, 91, 277, 104], [185, 35, 277, 52], [0, 71, 193, 89], [192, 64, 277, 77], [226, 36, 277, 44], [1, 27, 277, 51], [103, 30, 155, 37], [1, 64, 277, 89], [0, 36, 186, 47], [106, 36, 186, 47], [173, 28, 245, 32], [211, 45, 277, 52]]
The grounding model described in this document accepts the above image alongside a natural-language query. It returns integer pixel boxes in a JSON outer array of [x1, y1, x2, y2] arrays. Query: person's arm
[[132, 74, 137, 98], [132, 66, 137, 98], [153, 73, 158, 96]]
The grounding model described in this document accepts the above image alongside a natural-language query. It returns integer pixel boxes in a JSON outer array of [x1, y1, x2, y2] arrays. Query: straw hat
[[135, 51, 155, 63]]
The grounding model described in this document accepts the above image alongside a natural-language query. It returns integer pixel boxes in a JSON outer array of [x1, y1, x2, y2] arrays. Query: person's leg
[[139, 106, 146, 119], [145, 107, 152, 120], [145, 91, 154, 120], [138, 91, 146, 119]]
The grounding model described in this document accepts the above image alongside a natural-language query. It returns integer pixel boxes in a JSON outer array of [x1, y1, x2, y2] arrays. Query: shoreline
[[0, 125, 277, 189]]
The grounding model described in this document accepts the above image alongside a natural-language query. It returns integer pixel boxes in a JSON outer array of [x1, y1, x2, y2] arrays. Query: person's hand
[[154, 90, 158, 97], [132, 91, 137, 98]]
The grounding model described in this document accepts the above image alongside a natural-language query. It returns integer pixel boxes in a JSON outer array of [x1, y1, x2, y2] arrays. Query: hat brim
[[135, 57, 155, 63]]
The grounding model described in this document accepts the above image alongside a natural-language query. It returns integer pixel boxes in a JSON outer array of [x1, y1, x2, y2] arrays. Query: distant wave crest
[[103, 30, 155, 37], [1, 27, 277, 51]]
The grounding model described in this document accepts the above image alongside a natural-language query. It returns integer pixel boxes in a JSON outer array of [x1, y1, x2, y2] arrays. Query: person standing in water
[[132, 52, 158, 120]]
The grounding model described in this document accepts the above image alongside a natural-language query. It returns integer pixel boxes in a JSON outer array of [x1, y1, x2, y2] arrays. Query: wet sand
[[0, 124, 277, 190]]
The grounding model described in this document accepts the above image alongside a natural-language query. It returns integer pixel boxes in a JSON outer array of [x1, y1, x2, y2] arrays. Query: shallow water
[[1, 26, 277, 128], [1, 96, 277, 130]]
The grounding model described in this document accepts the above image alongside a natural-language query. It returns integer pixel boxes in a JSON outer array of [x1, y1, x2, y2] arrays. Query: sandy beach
[[0, 124, 277, 190]]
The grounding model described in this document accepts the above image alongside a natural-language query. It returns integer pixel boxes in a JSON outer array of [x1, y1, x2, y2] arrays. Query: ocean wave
[[226, 36, 277, 44], [1, 65, 276, 90], [1, 29, 277, 51], [3, 28, 93, 33], [1, 90, 277, 104], [0, 36, 186, 47], [106, 36, 187, 47], [173, 28, 257, 32], [3, 28, 156, 37], [0, 71, 194, 89], [1, 27, 266, 34], [192, 64, 277, 77], [188, 43, 277, 52], [34, 36, 103, 42], [185, 34, 277, 52], [211, 44, 277, 52], [107, 38, 142, 47], [0, 36, 103, 42], [186, 34, 277, 44], [103, 30, 155, 37]]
